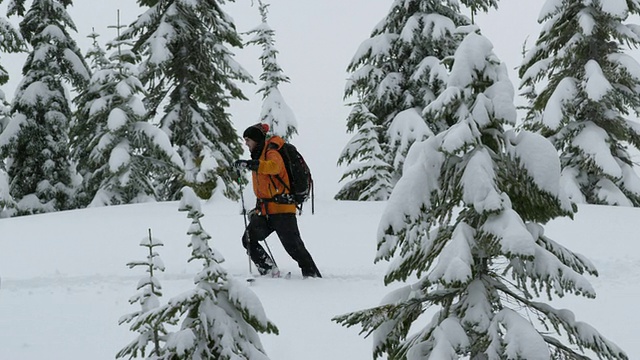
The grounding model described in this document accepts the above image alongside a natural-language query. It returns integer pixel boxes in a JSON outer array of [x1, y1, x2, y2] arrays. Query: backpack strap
[[263, 142, 291, 193], [263, 140, 308, 214]]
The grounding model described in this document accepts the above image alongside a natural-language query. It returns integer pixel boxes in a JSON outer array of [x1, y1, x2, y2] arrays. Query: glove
[[248, 208, 259, 221], [234, 159, 259, 171], [234, 160, 249, 170]]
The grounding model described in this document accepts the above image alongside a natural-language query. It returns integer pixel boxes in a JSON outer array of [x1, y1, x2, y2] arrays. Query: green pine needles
[[335, 0, 469, 201], [519, 0, 640, 206], [118, 187, 277, 359], [117, 229, 169, 359], [333, 19, 628, 360]]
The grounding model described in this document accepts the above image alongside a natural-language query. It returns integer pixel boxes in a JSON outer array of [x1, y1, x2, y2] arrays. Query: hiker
[[234, 123, 322, 278]]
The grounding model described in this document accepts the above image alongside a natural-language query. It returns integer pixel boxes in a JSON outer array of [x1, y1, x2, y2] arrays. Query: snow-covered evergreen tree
[[334, 28, 628, 360], [84, 30, 110, 73], [121, 0, 253, 201], [459, 0, 499, 18], [335, 0, 468, 201], [335, 102, 394, 200], [0, 3, 24, 86], [139, 187, 278, 359], [71, 21, 183, 207], [0, 8, 23, 218], [245, 0, 297, 141], [71, 30, 110, 206], [117, 229, 170, 359], [519, 0, 640, 206], [0, 163, 14, 217], [0, 0, 90, 215]]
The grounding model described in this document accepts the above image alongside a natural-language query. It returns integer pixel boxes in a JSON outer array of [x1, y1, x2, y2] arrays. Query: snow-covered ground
[[1, 196, 638, 359]]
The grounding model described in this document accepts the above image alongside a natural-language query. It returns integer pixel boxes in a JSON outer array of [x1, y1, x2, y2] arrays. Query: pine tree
[[0, 0, 90, 215], [71, 30, 108, 206], [84, 29, 110, 72], [0, 161, 14, 217], [0, 3, 24, 86], [334, 28, 628, 360], [117, 229, 170, 359], [335, 102, 394, 200], [335, 0, 468, 201], [519, 0, 640, 206], [71, 18, 183, 207], [246, 0, 298, 141], [0, 130, 12, 220], [0, 10, 23, 218], [121, 0, 254, 201], [140, 187, 278, 359], [459, 0, 498, 19]]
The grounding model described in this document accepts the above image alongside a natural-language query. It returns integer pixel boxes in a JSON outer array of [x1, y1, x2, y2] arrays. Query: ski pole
[[237, 169, 254, 280], [263, 238, 278, 269]]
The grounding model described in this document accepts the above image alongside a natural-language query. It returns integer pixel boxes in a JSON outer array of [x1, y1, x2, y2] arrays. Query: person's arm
[[257, 149, 282, 175]]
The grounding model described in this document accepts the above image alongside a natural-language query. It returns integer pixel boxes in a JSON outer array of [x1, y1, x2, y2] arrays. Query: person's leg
[[270, 214, 322, 278], [242, 215, 276, 275]]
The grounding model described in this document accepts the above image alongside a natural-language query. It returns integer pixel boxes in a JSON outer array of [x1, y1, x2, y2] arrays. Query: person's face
[[244, 137, 258, 152]]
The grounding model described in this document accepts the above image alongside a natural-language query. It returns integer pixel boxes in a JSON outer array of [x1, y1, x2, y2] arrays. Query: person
[[234, 123, 322, 278]]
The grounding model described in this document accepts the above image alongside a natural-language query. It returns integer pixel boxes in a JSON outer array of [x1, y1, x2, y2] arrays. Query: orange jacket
[[252, 136, 297, 215]]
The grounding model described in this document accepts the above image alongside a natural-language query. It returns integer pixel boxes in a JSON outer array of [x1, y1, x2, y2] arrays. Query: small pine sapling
[[117, 229, 170, 359], [139, 187, 278, 359]]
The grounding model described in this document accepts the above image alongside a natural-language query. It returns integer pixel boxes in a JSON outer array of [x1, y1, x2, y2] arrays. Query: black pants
[[242, 213, 321, 278]]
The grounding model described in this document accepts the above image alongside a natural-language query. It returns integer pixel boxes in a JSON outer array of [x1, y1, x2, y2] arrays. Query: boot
[[302, 267, 322, 278], [257, 257, 278, 276]]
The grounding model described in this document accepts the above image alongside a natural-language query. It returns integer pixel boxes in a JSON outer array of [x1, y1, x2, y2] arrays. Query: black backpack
[[269, 142, 314, 213]]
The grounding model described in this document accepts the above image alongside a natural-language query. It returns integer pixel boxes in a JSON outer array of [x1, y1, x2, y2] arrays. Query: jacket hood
[[266, 135, 285, 150]]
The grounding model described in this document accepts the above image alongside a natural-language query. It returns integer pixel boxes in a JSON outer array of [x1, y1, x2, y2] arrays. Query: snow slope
[[1, 196, 638, 359]]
